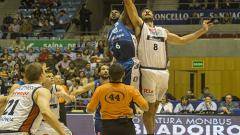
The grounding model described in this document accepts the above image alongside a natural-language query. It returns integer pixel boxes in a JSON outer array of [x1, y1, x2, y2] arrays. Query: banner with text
[[66, 114, 240, 135], [23, 40, 79, 49], [154, 9, 240, 25]]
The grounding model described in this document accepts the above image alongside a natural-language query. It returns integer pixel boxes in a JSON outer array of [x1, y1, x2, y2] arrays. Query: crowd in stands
[[178, 0, 240, 24], [0, 0, 75, 39], [159, 87, 240, 115], [179, 0, 240, 10]]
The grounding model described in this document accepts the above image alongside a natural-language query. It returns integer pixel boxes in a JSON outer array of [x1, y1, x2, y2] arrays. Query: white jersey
[[0, 84, 42, 133], [138, 23, 168, 69], [50, 84, 60, 119]]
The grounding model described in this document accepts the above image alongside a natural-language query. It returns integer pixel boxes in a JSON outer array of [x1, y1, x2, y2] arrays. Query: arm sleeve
[[87, 87, 100, 112], [131, 87, 147, 109]]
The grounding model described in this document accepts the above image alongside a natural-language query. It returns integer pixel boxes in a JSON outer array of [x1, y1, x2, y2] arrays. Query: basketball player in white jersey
[[0, 63, 67, 135], [123, 1, 213, 134], [36, 72, 73, 135]]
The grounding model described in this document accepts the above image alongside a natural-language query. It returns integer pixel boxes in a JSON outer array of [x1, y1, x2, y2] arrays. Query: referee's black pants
[[102, 118, 136, 135]]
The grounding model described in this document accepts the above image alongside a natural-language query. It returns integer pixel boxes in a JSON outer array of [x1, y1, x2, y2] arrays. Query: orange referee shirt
[[87, 83, 147, 120]]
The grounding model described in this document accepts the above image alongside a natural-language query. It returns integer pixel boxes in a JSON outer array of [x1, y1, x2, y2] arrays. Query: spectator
[[25, 48, 38, 63], [12, 38, 25, 50], [219, 94, 239, 114], [200, 87, 216, 100], [17, 55, 29, 67], [196, 95, 217, 113], [64, 62, 76, 80], [40, 19, 53, 37], [77, 70, 88, 86], [56, 10, 70, 29], [20, 18, 32, 37], [53, 47, 64, 62], [0, 48, 10, 63], [3, 55, 16, 70], [96, 40, 105, 57], [45, 54, 58, 73], [1, 23, 9, 39], [55, 55, 71, 75], [82, 49, 91, 61], [72, 53, 88, 69], [84, 63, 94, 79], [165, 92, 176, 100], [12, 47, 23, 61], [0, 78, 7, 95], [156, 95, 173, 113], [79, 3, 92, 35], [38, 47, 49, 62], [10, 63, 22, 81], [64, 47, 76, 61], [8, 19, 20, 39], [0, 64, 9, 79], [186, 90, 197, 100], [174, 96, 194, 113]]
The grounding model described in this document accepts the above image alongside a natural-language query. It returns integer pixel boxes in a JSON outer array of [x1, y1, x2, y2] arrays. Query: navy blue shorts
[[95, 119, 103, 134]]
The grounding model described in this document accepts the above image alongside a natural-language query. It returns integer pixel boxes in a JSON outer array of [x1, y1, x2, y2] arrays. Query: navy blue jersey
[[107, 20, 137, 62], [108, 20, 137, 85]]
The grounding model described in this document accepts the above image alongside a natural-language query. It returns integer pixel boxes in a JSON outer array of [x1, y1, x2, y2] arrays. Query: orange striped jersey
[[87, 83, 147, 119], [0, 84, 43, 133]]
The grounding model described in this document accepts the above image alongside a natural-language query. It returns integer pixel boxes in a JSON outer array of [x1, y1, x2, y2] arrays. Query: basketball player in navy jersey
[[92, 8, 138, 86], [123, 0, 213, 134], [71, 65, 109, 135]]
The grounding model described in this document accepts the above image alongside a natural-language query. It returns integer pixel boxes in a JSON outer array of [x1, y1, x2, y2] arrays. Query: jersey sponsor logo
[[104, 91, 125, 104], [0, 116, 14, 122], [12, 91, 29, 96], [147, 35, 165, 42], [143, 89, 153, 94]]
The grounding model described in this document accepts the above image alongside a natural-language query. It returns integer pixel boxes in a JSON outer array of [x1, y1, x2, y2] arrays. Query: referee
[[87, 63, 149, 135]]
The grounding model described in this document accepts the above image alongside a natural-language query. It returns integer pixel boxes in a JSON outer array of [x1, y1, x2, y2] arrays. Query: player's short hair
[[109, 63, 124, 82], [98, 64, 109, 73], [25, 62, 43, 82], [141, 7, 152, 14]]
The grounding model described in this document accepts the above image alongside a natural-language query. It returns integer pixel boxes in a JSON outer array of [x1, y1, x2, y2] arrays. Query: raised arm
[[35, 88, 67, 135], [123, 0, 143, 38], [167, 20, 212, 45], [71, 82, 94, 96], [123, 0, 143, 28]]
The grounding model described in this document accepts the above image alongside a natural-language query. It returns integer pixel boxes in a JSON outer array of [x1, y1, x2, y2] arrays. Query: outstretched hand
[[202, 20, 214, 32]]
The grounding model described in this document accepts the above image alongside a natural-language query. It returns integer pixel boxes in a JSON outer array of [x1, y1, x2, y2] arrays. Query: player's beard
[[143, 17, 153, 23], [101, 75, 109, 80], [110, 18, 119, 24]]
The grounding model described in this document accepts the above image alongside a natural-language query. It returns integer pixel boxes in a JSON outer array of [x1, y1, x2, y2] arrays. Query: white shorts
[[140, 68, 169, 103], [130, 57, 140, 90], [35, 121, 72, 135]]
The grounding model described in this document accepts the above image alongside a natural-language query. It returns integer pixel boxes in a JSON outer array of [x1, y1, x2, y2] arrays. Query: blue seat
[[232, 109, 240, 115], [190, 100, 203, 109], [171, 101, 179, 109]]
